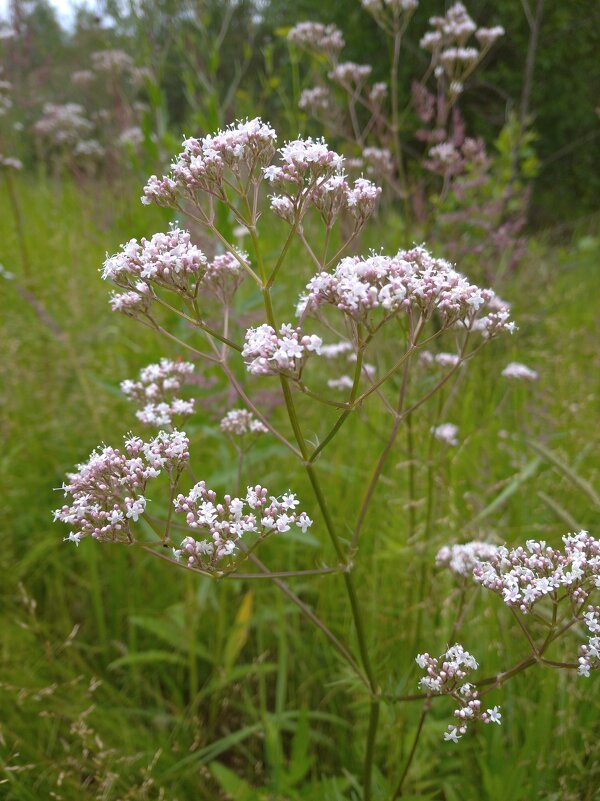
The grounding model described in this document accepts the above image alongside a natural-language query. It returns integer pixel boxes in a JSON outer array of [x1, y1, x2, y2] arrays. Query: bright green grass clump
[[1, 174, 599, 800]]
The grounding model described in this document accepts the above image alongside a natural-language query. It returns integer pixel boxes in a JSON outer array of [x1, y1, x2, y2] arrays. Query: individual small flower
[[431, 423, 459, 446], [121, 359, 195, 428], [220, 409, 268, 437], [287, 21, 345, 57], [173, 483, 312, 570], [501, 362, 538, 381], [242, 323, 322, 377], [72, 69, 95, 86], [436, 541, 500, 577]]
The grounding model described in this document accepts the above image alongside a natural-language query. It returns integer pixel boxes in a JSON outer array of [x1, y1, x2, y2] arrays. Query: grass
[[1, 173, 599, 800]]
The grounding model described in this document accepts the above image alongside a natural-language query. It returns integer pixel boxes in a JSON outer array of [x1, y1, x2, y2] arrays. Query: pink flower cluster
[[421, 2, 504, 84], [34, 102, 94, 148], [298, 246, 514, 335], [220, 409, 268, 437], [172, 484, 313, 569], [299, 87, 331, 113], [54, 431, 189, 545], [102, 228, 206, 295], [264, 137, 343, 187], [121, 359, 195, 428], [436, 541, 499, 577], [416, 644, 502, 742], [328, 62, 372, 87], [270, 174, 381, 228], [242, 324, 323, 377], [142, 118, 277, 205], [287, 21, 345, 57], [473, 531, 600, 614]]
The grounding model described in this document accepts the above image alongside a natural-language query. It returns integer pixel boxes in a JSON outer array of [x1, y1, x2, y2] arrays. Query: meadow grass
[[1, 174, 599, 800]]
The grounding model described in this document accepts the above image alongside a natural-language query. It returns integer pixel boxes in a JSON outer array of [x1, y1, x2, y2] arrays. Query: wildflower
[[287, 21, 345, 57], [142, 118, 277, 204], [416, 644, 500, 740], [299, 86, 331, 113], [242, 323, 322, 377], [54, 431, 189, 544], [473, 530, 600, 617], [436, 541, 499, 577], [121, 359, 195, 428], [220, 409, 268, 437], [102, 228, 211, 302], [328, 62, 372, 87], [298, 246, 514, 336], [91, 49, 134, 74], [173, 484, 312, 570], [501, 362, 538, 381]]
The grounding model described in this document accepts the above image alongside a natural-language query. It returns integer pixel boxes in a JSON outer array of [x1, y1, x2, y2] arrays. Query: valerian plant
[[287, 1, 534, 273], [55, 118, 597, 800]]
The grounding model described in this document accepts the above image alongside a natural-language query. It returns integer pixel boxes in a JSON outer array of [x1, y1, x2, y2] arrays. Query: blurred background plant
[[1, 0, 599, 799]]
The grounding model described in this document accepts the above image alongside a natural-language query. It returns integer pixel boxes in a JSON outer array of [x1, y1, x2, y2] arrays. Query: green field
[[0, 173, 598, 800]]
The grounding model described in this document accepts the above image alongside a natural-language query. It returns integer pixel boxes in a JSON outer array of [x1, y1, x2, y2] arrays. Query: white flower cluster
[[220, 409, 268, 437], [421, 3, 504, 83], [420, 350, 461, 368], [0, 154, 22, 170], [242, 323, 323, 377], [299, 86, 331, 113], [436, 541, 500, 577], [362, 147, 395, 177], [431, 423, 459, 446], [121, 359, 195, 428], [91, 49, 134, 74], [72, 69, 95, 87], [473, 531, 599, 678], [119, 126, 144, 148], [54, 431, 189, 545], [501, 362, 538, 381], [142, 118, 277, 205], [287, 21, 345, 57], [328, 62, 372, 87], [473, 530, 600, 614], [298, 246, 514, 335], [33, 102, 94, 148], [173, 483, 313, 570], [416, 645, 501, 742], [271, 172, 381, 228], [362, 0, 418, 32], [102, 227, 208, 304]]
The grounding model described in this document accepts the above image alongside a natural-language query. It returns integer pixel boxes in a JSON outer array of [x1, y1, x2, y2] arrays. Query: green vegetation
[[1, 172, 598, 799]]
